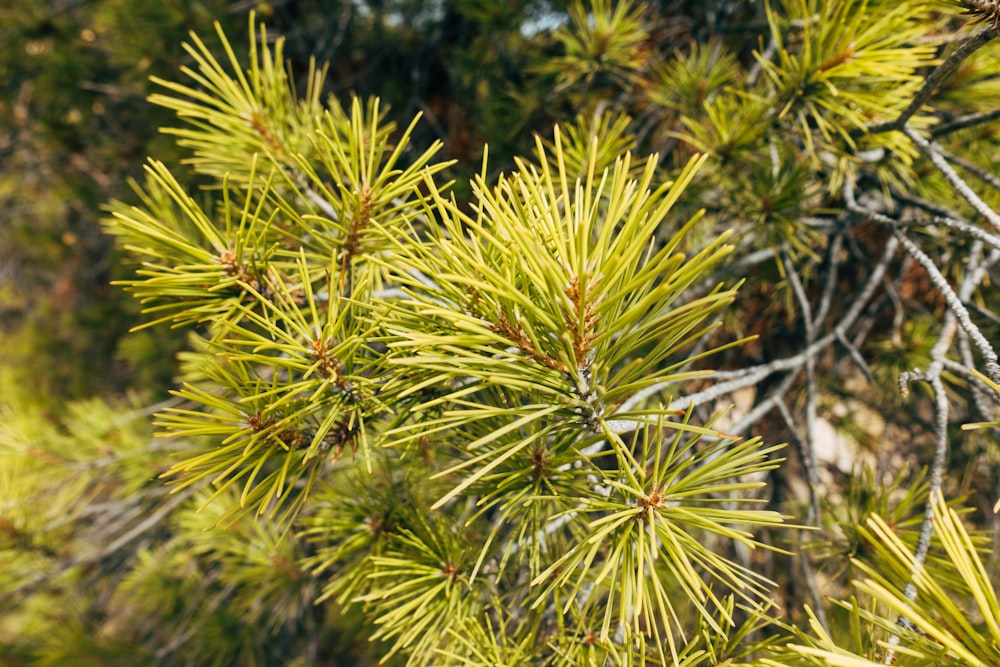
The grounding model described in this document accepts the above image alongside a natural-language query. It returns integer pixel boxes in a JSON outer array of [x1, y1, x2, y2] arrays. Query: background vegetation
[[3, 0, 1000, 665]]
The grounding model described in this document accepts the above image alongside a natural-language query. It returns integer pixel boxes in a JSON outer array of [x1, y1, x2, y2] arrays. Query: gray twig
[[936, 145, 1000, 194], [774, 397, 829, 632], [844, 176, 1000, 385], [894, 231, 1000, 384], [931, 107, 1000, 138], [903, 125, 1000, 232], [885, 242, 997, 663], [782, 251, 822, 529]]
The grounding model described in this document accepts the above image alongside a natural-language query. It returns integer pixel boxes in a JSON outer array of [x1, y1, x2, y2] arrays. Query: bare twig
[[612, 232, 898, 425], [885, 241, 997, 663], [727, 369, 801, 437], [643, 246, 893, 417], [844, 176, 1000, 384], [835, 329, 875, 382], [931, 107, 1000, 138], [923, 216, 1000, 251], [903, 125, 1000, 232], [937, 145, 1000, 194], [969, 299, 1000, 328], [885, 369, 951, 664], [782, 251, 822, 529], [774, 397, 829, 631], [893, 230, 1000, 384], [813, 233, 844, 328], [85, 488, 193, 562], [892, 189, 972, 220]]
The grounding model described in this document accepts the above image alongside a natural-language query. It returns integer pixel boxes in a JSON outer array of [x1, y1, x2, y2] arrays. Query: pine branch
[[865, 24, 1000, 134]]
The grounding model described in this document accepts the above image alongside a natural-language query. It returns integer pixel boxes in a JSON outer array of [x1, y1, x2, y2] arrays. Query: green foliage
[[98, 12, 787, 664], [785, 491, 1000, 666], [540, 0, 649, 94], [760, 0, 937, 142], [0, 393, 169, 664], [147, 18, 328, 183], [6, 0, 1000, 665], [0, 0, 243, 402]]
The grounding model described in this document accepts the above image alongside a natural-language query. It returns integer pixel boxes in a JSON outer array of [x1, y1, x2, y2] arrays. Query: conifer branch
[[15, 2, 1000, 663], [865, 24, 1000, 134]]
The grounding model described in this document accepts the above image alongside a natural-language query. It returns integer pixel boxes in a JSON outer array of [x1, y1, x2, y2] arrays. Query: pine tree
[[4, 1, 1000, 665]]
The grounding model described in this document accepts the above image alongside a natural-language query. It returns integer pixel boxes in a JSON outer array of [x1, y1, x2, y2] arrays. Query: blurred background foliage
[[0, 0, 586, 403], [0, 0, 241, 400]]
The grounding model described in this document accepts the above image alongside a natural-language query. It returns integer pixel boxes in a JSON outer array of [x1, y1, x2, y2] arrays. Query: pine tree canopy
[[4, 0, 1000, 665]]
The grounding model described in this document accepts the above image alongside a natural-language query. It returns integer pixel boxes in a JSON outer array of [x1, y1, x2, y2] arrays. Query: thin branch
[[967, 299, 1000, 328], [893, 230, 1000, 384], [782, 251, 822, 529], [835, 329, 875, 383], [660, 366, 772, 416], [892, 188, 1000, 253], [944, 356, 1000, 419], [813, 233, 844, 329], [747, 36, 779, 87], [931, 107, 1000, 138], [2, 483, 198, 603], [902, 125, 1000, 233], [278, 163, 341, 222], [888, 313, 956, 660], [922, 216, 1000, 251], [885, 242, 998, 662], [694, 242, 785, 301], [893, 188, 972, 222], [844, 176, 1000, 384], [937, 144, 1000, 194], [775, 397, 829, 632], [727, 369, 801, 437], [865, 25, 1000, 134], [85, 488, 193, 563], [618, 233, 897, 421], [959, 242, 1000, 301], [885, 370, 951, 664]]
